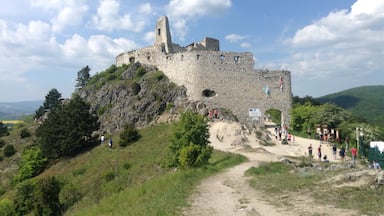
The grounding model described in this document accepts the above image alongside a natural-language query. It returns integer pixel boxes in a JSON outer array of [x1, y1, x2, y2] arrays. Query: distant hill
[[317, 85, 384, 127], [0, 100, 42, 120]]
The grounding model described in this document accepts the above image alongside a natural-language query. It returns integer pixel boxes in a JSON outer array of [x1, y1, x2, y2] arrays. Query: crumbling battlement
[[116, 16, 292, 126]]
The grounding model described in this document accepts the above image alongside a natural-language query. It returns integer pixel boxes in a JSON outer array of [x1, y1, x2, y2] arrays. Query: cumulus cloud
[[92, 0, 146, 32], [167, 0, 231, 18], [284, 0, 384, 84], [225, 34, 246, 43], [166, 0, 232, 40], [30, 0, 88, 32]]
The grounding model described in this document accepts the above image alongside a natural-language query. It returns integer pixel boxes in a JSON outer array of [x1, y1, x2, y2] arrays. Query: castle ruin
[[116, 16, 292, 127]]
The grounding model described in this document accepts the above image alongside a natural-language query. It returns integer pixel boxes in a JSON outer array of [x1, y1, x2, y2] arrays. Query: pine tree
[[34, 88, 62, 120], [36, 94, 99, 159], [75, 66, 91, 89]]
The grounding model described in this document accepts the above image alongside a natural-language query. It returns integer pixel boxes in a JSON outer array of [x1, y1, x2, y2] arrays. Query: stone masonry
[[116, 16, 292, 127]]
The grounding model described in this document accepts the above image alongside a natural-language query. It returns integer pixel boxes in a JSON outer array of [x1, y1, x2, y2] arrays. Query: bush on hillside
[[20, 128, 31, 138], [0, 139, 5, 148], [0, 122, 9, 137], [0, 198, 14, 216], [13, 147, 48, 183], [3, 144, 15, 157], [59, 183, 82, 212], [167, 111, 213, 168], [33, 176, 62, 216], [119, 124, 140, 147]]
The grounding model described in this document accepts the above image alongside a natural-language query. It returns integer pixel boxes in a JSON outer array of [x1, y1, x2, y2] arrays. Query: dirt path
[[182, 121, 358, 216]]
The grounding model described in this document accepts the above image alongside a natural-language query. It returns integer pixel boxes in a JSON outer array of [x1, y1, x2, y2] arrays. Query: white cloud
[[144, 31, 155, 44], [30, 0, 88, 32], [92, 0, 145, 32], [225, 34, 246, 43], [166, 0, 232, 41], [167, 0, 231, 18], [284, 0, 384, 85], [139, 3, 153, 14]]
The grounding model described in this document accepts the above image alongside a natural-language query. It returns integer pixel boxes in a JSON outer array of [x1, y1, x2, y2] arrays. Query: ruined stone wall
[[116, 49, 292, 126]]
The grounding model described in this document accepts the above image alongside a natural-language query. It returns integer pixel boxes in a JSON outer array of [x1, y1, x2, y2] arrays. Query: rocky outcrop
[[78, 63, 188, 134]]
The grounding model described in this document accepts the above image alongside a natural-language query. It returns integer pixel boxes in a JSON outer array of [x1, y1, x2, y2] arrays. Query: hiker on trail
[[339, 146, 346, 161], [332, 144, 337, 160], [318, 145, 322, 161], [370, 160, 381, 170], [108, 139, 113, 149], [100, 134, 105, 144], [308, 144, 313, 158], [351, 147, 357, 163]]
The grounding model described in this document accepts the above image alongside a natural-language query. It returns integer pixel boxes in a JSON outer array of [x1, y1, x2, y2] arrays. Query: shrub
[[33, 176, 62, 216], [20, 128, 31, 138], [135, 66, 146, 78], [13, 147, 47, 183], [59, 183, 82, 212], [119, 124, 140, 147], [122, 162, 131, 170], [131, 82, 141, 95], [14, 180, 36, 215], [0, 198, 14, 216], [3, 144, 15, 157], [168, 111, 212, 168], [103, 170, 115, 182], [0, 139, 5, 148]]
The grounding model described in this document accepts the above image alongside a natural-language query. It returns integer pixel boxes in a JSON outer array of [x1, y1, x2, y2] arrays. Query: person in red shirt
[[351, 147, 357, 163]]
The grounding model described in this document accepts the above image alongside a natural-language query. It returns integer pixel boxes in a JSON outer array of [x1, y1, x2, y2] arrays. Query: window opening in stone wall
[[196, 54, 200, 60], [146, 53, 151, 60], [202, 89, 216, 98], [129, 57, 135, 63], [234, 56, 240, 63], [220, 55, 225, 63], [158, 28, 161, 35], [181, 55, 184, 61]]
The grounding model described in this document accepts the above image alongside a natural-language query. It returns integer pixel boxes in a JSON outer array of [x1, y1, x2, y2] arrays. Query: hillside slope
[[317, 85, 384, 127]]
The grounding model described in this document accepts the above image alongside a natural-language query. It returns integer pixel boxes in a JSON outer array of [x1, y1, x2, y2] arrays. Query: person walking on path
[[318, 145, 322, 161], [351, 147, 357, 163], [308, 144, 313, 158], [339, 146, 346, 161], [332, 144, 337, 160], [108, 138, 113, 149]]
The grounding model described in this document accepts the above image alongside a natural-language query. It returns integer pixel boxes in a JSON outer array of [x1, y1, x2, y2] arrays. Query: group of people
[[100, 134, 113, 149], [307, 143, 382, 170], [208, 109, 219, 120], [308, 143, 357, 163]]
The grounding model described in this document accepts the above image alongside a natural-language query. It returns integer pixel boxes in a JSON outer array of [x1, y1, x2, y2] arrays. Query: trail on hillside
[[182, 121, 359, 216]]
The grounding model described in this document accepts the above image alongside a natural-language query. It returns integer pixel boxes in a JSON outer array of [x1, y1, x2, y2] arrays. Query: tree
[[34, 88, 62, 120], [168, 111, 212, 168], [36, 94, 100, 159], [76, 65, 91, 89], [119, 124, 140, 147]]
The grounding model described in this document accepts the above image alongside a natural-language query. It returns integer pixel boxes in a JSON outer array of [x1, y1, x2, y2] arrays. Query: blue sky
[[0, 0, 383, 102]]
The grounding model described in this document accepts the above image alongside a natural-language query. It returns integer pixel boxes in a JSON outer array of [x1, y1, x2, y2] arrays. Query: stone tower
[[154, 16, 173, 53]]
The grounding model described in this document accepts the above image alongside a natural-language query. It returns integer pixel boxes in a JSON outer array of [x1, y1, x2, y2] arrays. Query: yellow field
[[1, 120, 24, 124]]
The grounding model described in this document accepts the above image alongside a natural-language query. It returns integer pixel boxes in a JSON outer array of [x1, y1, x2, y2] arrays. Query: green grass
[[8, 122, 247, 215]]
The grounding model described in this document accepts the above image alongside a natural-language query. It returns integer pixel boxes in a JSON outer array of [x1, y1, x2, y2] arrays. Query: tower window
[[158, 28, 161, 35]]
